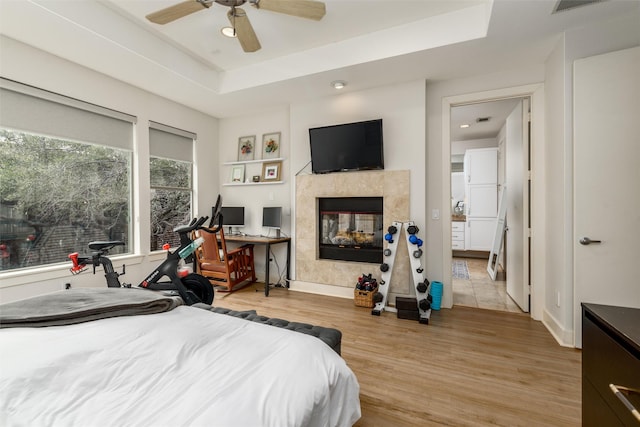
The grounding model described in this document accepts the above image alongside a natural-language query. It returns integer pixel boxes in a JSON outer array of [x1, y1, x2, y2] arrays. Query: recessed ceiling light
[[331, 80, 347, 90], [221, 27, 237, 38], [460, 124, 470, 129]]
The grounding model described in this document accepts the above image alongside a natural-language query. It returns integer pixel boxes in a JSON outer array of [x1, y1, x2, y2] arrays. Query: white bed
[[0, 294, 361, 426]]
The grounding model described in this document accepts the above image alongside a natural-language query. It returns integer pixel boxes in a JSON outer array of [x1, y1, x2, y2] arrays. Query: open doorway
[[441, 83, 544, 320], [449, 97, 530, 313]]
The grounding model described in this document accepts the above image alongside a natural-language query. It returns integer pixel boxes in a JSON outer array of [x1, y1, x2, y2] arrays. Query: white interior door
[[573, 46, 640, 348], [505, 99, 530, 312]]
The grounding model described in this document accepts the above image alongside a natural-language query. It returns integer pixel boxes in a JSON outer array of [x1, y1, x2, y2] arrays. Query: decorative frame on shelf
[[261, 160, 282, 182], [237, 135, 256, 161], [230, 164, 245, 183], [261, 132, 281, 159]]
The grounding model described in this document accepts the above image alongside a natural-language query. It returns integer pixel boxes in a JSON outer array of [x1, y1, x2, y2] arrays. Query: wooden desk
[[224, 235, 291, 297]]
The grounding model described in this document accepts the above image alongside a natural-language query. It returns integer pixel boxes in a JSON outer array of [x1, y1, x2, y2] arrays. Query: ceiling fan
[[145, 0, 326, 53]]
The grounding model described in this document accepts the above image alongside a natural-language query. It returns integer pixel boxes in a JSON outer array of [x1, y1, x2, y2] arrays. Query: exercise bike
[[68, 197, 225, 306]]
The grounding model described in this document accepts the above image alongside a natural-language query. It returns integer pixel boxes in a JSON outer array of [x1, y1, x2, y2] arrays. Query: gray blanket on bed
[[0, 288, 183, 328]]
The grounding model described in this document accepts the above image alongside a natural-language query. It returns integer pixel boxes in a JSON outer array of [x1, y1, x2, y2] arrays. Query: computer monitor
[[220, 206, 244, 235], [262, 207, 282, 237]]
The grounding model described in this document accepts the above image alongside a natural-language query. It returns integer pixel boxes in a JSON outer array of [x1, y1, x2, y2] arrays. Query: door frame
[[441, 84, 545, 320]]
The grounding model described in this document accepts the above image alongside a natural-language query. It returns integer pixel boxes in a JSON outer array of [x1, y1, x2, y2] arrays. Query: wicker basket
[[354, 288, 378, 308]]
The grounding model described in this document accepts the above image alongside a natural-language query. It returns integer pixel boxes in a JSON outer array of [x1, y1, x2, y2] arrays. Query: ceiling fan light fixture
[[331, 80, 347, 90], [221, 26, 237, 38]]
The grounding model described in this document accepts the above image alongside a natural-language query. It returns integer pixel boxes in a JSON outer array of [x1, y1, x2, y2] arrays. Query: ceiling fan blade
[[146, 0, 210, 25], [227, 8, 261, 53], [252, 0, 326, 21]]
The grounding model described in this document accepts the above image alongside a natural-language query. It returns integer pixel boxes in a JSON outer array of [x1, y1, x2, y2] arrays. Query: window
[[149, 123, 195, 251], [0, 79, 135, 272], [0, 130, 131, 271]]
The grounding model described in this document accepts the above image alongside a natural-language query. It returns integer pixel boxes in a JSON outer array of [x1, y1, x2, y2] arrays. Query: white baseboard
[[289, 281, 400, 314], [542, 309, 574, 348], [289, 280, 354, 299]]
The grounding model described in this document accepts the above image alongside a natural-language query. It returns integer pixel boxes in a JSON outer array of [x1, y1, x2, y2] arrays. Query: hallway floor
[[452, 257, 523, 313]]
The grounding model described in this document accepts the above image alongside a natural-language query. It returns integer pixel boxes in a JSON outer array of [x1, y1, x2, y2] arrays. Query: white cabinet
[[452, 221, 465, 250], [467, 184, 497, 217], [463, 148, 498, 251], [465, 218, 497, 250], [464, 148, 498, 185]]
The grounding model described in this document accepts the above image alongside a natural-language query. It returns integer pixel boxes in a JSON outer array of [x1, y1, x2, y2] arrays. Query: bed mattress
[[0, 304, 361, 426]]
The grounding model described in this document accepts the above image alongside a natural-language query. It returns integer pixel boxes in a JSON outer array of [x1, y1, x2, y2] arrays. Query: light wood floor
[[215, 284, 582, 426]]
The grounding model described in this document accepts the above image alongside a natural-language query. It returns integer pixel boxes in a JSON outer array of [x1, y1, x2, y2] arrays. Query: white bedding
[[0, 306, 361, 427]]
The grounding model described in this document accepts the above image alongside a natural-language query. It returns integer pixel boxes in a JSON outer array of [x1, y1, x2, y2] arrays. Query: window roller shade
[[149, 122, 194, 162], [0, 83, 134, 150]]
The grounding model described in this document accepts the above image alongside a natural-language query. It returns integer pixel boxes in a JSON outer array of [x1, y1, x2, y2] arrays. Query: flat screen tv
[[309, 119, 384, 174]]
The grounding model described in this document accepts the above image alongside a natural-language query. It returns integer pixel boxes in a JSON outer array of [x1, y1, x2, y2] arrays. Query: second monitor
[[220, 206, 244, 235], [262, 206, 282, 237]]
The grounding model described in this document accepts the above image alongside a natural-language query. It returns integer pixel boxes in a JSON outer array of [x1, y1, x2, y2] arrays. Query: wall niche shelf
[[223, 157, 285, 186], [223, 157, 284, 166], [222, 181, 283, 187]]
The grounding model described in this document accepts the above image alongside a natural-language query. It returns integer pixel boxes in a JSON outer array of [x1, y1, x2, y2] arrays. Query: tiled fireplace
[[318, 197, 384, 264], [295, 170, 411, 297]]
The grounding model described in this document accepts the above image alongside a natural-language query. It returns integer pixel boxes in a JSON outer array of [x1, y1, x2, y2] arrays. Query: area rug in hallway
[[452, 260, 470, 280]]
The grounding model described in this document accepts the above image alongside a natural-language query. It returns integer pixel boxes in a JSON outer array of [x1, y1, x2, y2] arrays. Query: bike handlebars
[[173, 215, 210, 234], [172, 215, 223, 236]]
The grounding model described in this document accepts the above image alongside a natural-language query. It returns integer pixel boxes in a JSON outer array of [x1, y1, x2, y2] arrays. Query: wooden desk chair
[[192, 227, 256, 292]]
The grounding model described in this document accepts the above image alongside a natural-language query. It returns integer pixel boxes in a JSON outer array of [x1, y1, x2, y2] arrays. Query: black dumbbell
[[416, 282, 428, 293], [419, 298, 431, 311], [413, 249, 423, 258], [380, 263, 389, 272], [416, 267, 424, 273], [406, 225, 419, 235], [387, 225, 398, 234], [384, 248, 392, 257]]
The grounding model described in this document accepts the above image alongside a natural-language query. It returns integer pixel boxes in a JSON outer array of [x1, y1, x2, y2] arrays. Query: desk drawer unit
[[582, 304, 640, 426]]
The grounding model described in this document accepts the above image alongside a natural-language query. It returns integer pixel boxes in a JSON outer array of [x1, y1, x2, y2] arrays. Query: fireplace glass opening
[[318, 197, 383, 263]]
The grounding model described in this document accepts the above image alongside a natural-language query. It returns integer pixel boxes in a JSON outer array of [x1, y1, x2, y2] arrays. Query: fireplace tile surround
[[295, 170, 411, 298]]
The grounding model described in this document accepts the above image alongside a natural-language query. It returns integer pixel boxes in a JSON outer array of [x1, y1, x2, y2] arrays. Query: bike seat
[[88, 241, 125, 251]]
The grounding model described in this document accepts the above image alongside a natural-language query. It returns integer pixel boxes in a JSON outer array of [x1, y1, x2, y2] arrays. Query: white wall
[[542, 13, 640, 346], [0, 36, 219, 303], [288, 81, 427, 290], [217, 81, 426, 291], [451, 137, 497, 156], [543, 34, 571, 344], [426, 65, 545, 309], [218, 107, 291, 284]]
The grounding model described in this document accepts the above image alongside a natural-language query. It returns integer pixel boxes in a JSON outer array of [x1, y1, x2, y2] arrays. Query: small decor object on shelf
[[231, 164, 245, 183], [261, 132, 281, 159], [261, 161, 282, 181], [252, 175, 260, 182], [237, 135, 255, 161]]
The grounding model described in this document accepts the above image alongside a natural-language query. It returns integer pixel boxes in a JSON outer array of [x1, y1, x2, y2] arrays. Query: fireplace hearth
[[318, 197, 383, 263]]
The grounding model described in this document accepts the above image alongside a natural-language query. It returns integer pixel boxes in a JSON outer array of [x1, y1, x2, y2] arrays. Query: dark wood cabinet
[[582, 303, 640, 426]]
